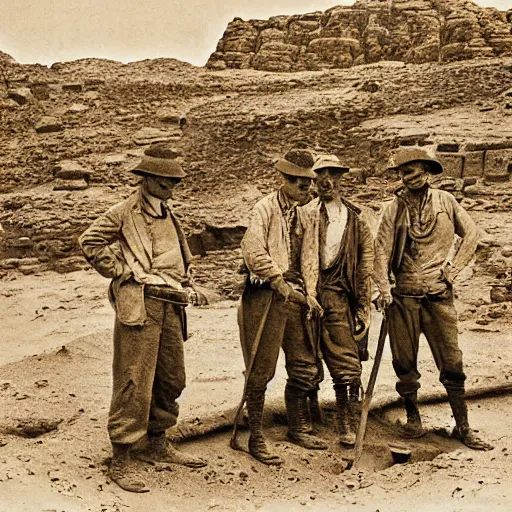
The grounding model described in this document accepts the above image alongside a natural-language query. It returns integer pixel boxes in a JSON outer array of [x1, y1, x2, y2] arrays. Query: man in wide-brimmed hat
[[79, 146, 207, 493], [237, 148, 327, 466], [374, 147, 493, 450], [299, 154, 374, 447]]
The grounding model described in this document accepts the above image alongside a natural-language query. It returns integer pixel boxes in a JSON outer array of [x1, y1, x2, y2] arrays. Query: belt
[[144, 285, 189, 306]]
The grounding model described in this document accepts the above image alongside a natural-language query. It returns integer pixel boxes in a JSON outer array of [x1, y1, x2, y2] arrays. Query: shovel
[[346, 312, 388, 471]]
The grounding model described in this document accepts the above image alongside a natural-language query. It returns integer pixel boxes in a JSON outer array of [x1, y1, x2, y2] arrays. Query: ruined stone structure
[[207, 0, 512, 72]]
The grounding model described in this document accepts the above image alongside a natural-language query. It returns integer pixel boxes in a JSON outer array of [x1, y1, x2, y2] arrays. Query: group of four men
[[79, 145, 492, 493]]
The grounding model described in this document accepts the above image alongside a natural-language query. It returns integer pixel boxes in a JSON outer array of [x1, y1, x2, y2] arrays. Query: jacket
[[78, 190, 193, 326], [299, 197, 374, 326], [374, 187, 479, 297]]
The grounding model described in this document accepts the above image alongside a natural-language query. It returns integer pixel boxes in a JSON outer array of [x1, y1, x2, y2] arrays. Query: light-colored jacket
[[78, 190, 193, 326], [241, 190, 292, 283], [374, 187, 479, 297]]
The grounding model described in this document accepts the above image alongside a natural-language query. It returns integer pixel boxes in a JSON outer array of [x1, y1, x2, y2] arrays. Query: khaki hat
[[388, 147, 443, 175], [274, 148, 316, 179], [312, 154, 350, 174], [131, 155, 186, 179]]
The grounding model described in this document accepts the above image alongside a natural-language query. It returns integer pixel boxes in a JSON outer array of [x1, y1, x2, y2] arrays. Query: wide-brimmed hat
[[312, 154, 350, 174], [274, 148, 316, 179], [388, 148, 443, 175], [131, 155, 186, 179]]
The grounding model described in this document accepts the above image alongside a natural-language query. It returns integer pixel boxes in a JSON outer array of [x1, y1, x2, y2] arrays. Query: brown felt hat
[[131, 155, 186, 179], [274, 148, 317, 179], [388, 148, 443, 175], [312, 154, 350, 174]]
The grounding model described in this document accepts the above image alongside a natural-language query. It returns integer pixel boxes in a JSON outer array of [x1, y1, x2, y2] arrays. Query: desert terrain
[[2, 0, 512, 510]]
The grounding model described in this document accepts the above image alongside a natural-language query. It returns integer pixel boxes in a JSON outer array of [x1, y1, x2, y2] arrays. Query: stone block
[[484, 149, 512, 183], [463, 151, 484, 177], [62, 83, 83, 92], [437, 143, 460, 153], [436, 153, 464, 178], [8, 87, 34, 105], [52, 160, 93, 180], [35, 116, 63, 134], [53, 178, 89, 191]]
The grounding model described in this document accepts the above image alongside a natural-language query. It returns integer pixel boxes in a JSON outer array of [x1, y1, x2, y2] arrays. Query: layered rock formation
[[207, 0, 512, 71]]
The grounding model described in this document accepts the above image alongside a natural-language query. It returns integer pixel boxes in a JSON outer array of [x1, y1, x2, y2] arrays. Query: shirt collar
[[140, 186, 170, 218]]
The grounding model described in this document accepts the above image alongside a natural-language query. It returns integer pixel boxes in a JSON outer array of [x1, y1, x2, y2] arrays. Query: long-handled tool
[[347, 312, 388, 470]]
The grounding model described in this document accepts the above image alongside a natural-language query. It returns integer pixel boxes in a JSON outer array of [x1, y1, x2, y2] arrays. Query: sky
[[0, 0, 510, 67]]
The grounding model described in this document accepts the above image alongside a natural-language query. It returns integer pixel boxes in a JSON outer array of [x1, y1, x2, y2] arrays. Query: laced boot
[[109, 443, 149, 493], [246, 391, 283, 466], [135, 432, 207, 468], [334, 383, 356, 447], [447, 390, 494, 451], [307, 388, 326, 427], [400, 394, 427, 438], [285, 385, 328, 450]]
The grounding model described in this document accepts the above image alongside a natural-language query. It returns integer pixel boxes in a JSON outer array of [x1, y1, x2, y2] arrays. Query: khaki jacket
[[78, 191, 193, 326], [374, 187, 479, 297], [241, 190, 293, 283]]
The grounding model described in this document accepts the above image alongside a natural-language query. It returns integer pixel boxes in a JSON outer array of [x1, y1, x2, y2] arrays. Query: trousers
[[239, 284, 322, 394], [319, 289, 362, 384], [108, 296, 186, 444], [387, 291, 466, 398]]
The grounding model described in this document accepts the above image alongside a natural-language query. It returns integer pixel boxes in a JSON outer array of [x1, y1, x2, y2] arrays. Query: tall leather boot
[[307, 388, 326, 427], [400, 393, 427, 438], [246, 390, 283, 465], [348, 382, 362, 426], [285, 385, 328, 450], [447, 389, 494, 451], [334, 383, 356, 447]]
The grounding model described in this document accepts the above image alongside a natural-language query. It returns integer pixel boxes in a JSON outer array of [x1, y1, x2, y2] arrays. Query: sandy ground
[[1, 263, 512, 511]]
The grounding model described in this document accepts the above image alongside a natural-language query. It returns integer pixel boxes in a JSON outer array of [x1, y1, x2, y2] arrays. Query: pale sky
[[0, 0, 510, 67]]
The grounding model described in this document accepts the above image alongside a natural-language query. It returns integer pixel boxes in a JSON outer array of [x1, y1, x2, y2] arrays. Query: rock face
[[207, 0, 512, 71]]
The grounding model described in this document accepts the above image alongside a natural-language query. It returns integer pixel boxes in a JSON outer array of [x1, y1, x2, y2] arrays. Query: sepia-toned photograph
[[1, 0, 511, 510]]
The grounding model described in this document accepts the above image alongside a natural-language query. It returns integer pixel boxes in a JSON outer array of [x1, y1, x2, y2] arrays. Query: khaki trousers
[[388, 292, 466, 398], [108, 297, 186, 444]]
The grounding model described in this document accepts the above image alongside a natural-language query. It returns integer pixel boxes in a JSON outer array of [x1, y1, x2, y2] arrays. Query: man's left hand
[[442, 262, 458, 285]]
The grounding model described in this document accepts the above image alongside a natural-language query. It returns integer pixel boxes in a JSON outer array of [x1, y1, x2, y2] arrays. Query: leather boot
[[285, 385, 328, 450], [334, 383, 356, 447], [109, 443, 149, 493], [400, 394, 427, 438], [307, 388, 326, 427], [447, 389, 494, 451], [246, 391, 283, 465], [348, 382, 362, 426]]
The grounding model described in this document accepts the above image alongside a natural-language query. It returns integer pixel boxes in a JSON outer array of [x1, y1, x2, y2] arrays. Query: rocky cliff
[[207, 0, 512, 71]]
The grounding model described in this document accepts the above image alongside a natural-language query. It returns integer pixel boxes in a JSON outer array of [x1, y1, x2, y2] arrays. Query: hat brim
[[389, 158, 443, 175], [275, 159, 316, 179], [313, 162, 350, 174], [130, 156, 187, 178]]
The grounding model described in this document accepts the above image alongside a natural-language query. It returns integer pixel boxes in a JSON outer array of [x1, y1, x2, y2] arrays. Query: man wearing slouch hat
[[238, 148, 326, 466], [79, 145, 207, 493]]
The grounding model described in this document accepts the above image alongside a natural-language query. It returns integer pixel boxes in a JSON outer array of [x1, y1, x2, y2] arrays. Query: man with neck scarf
[[374, 147, 493, 451], [79, 146, 207, 493], [238, 148, 326, 466], [299, 155, 374, 447]]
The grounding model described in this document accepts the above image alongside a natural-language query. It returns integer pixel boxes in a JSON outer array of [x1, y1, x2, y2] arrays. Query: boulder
[[52, 160, 93, 181], [8, 88, 34, 106]]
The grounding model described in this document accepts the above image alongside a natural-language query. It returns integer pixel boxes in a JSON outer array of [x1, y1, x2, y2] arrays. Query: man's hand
[[306, 295, 324, 319], [186, 288, 208, 306], [441, 262, 458, 285], [375, 290, 393, 311], [269, 275, 293, 302]]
